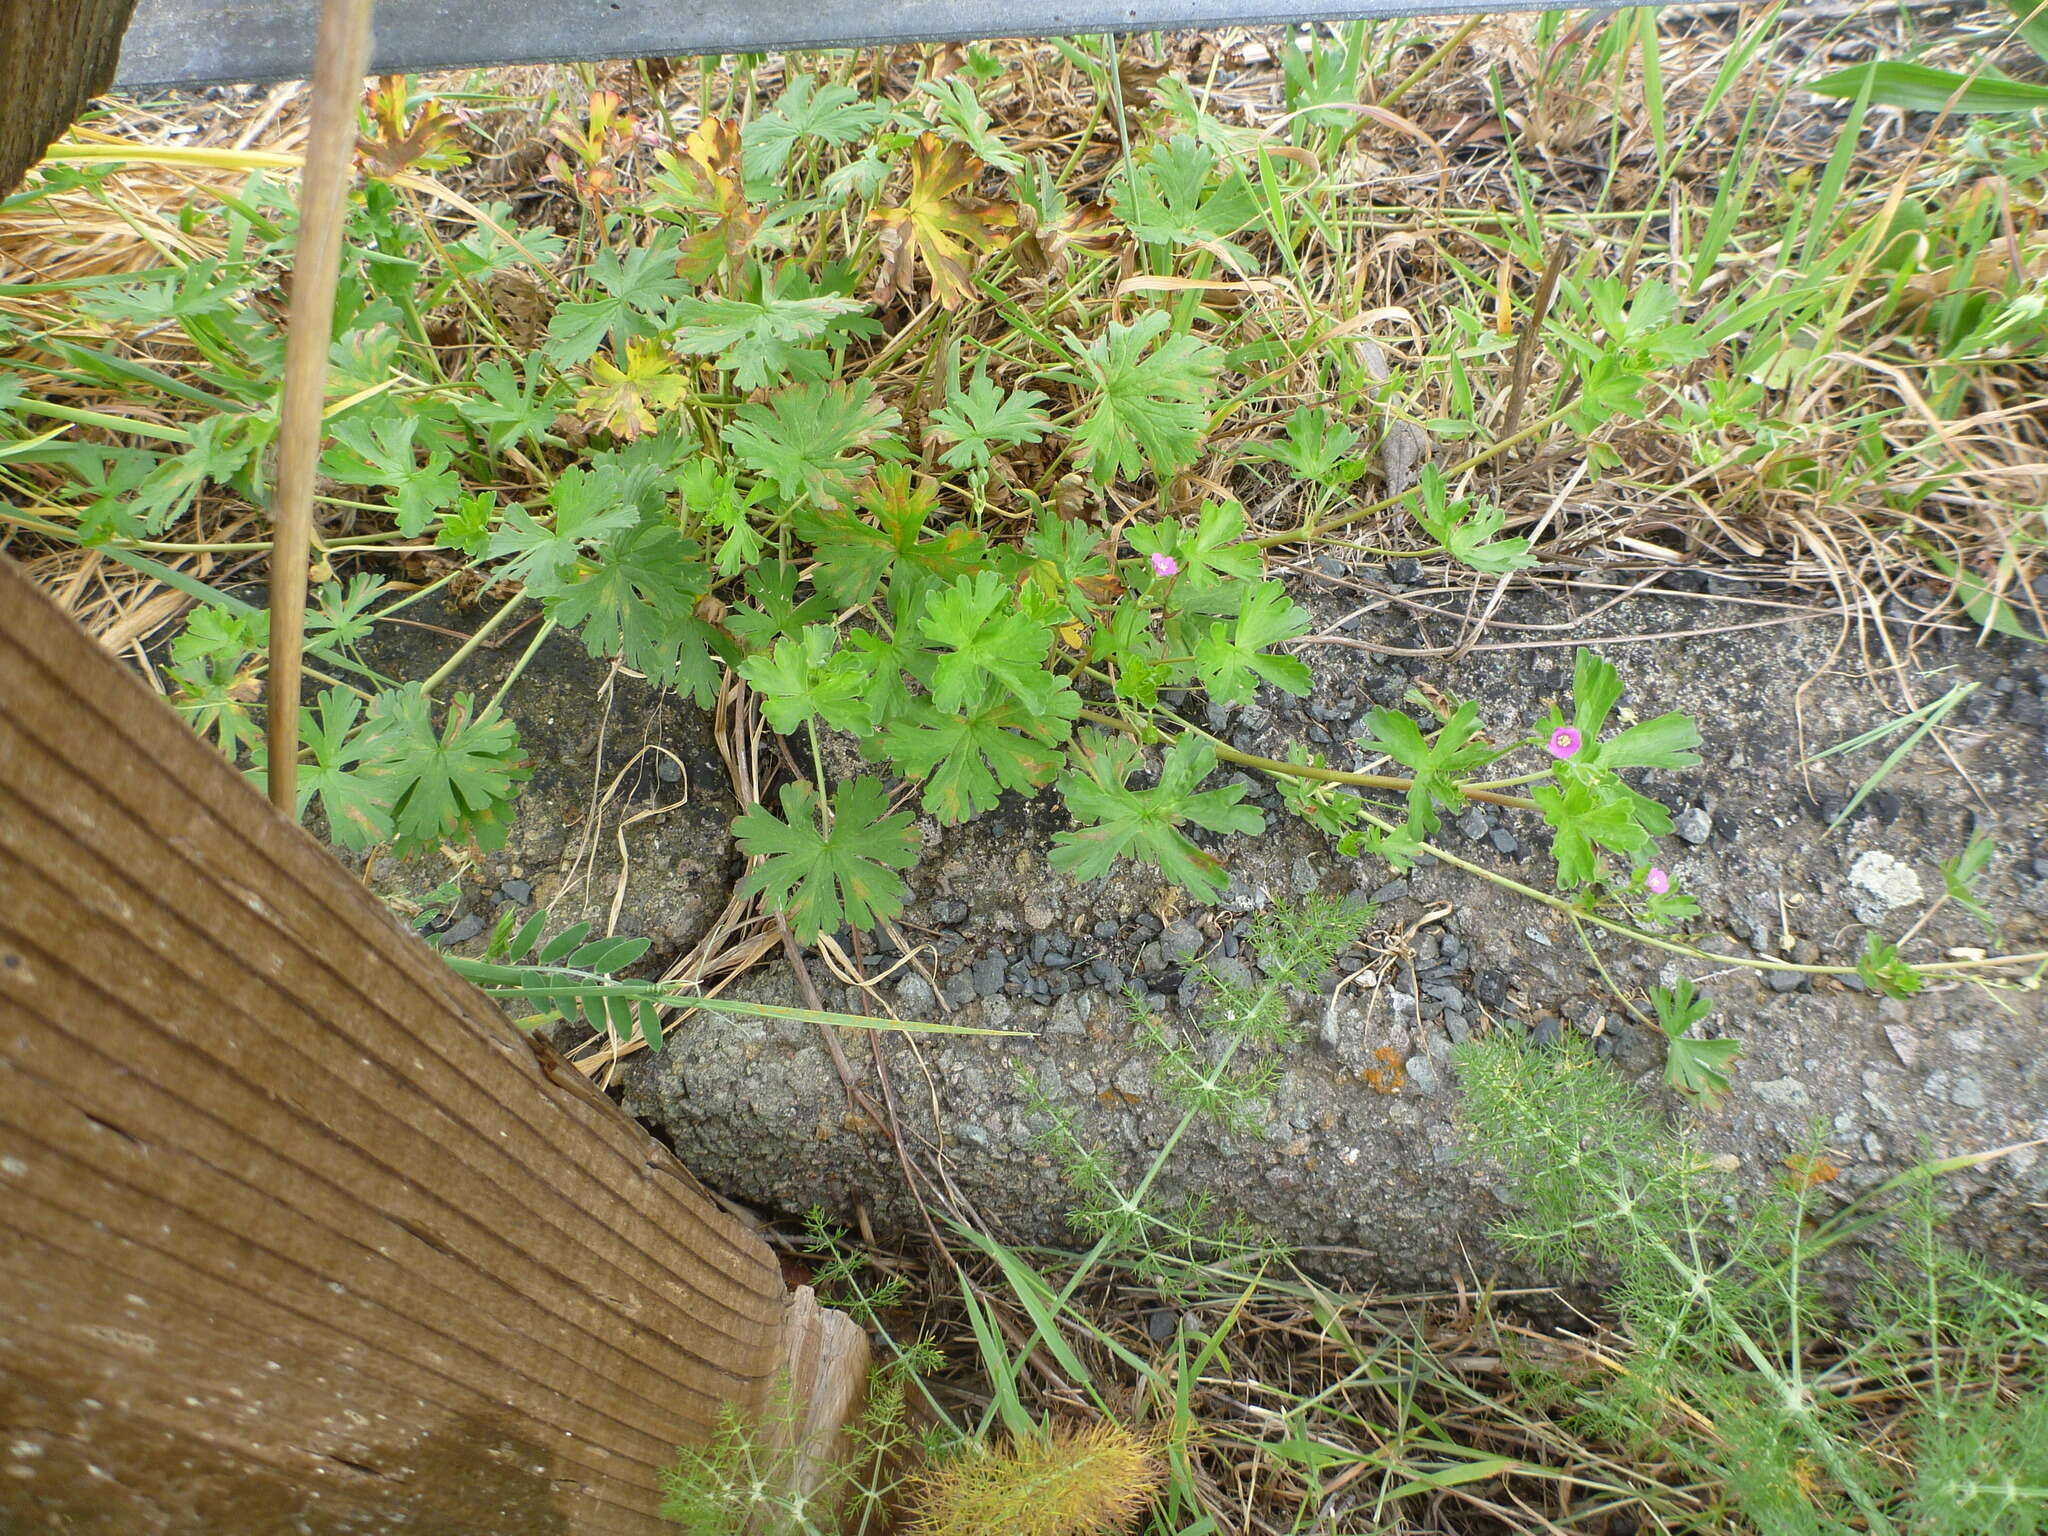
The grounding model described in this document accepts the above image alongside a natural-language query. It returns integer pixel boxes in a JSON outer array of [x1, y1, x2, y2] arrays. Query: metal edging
[[113, 0, 1596, 90]]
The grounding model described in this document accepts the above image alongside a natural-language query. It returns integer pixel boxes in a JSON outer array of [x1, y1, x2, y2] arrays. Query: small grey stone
[[1207, 956, 1256, 993], [439, 914, 486, 947], [498, 878, 533, 905], [1425, 982, 1466, 1012], [655, 756, 683, 784], [1884, 1025, 1918, 1068], [1405, 1055, 1441, 1095], [1754, 1077, 1811, 1109], [1529, 1016, 1562, 1050], [1162, 920, 1203, 963], [1291, 854, 1321, 896], [1474, 971, 1507, 1009], [1767, 969, 1804, 993], [1093, 919, 1119, 941], [971, 953, 1009, 997], [1489, 829, 1518, 855], [1087, 957, 1123, 989], [1388, 556, 1424, 585], [1146, 1307, 1179, 1342], [952, 1122, 993, 1152], [1368, 879, 1409, 906], [1950, 1076, 1987, 1110], [895, 974, 936, 1013], [1458, 809, 1491, 842], [930, 898, 969, 925], [942, 971, 977, 1007], [1675, 806, 1712, 845], [1442, 1013, 1471, 1043], [1047, 997, 1090, 1036], [1849, 850, 1923, 922]]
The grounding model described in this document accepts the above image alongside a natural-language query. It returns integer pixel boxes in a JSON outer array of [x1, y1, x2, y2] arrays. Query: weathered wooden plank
[[1, 0, 139, 190], [112, 0, 1588, 88], [0, 554, 868, 1533]]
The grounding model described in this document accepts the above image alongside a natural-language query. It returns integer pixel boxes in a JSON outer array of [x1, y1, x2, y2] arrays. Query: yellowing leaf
[[358, 76, 469, 177], [868, 132, 1016, 311], [661, 116, 763, 281], [575, 339, 689, 441]]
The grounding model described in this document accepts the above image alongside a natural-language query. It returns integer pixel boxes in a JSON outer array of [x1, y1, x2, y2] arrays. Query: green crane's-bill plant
[[7, 46, 2037, 1050]]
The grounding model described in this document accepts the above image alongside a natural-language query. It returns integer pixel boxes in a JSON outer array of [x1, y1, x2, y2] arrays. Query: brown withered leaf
[[1012, 197, 1122, 278], [869, 132, 1016, 311], [664, 116, 762, 281], [1783, 1154, 1841, 1190], [1112, 57, 1170, 137]]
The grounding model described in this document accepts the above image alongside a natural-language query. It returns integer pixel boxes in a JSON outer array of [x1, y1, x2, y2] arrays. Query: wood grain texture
[[0, 554, 868, 1532], [0, 0, 140, 192]]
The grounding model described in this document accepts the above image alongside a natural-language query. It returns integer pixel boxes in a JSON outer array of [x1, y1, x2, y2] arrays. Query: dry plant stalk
[[266, 0, 374, 811]]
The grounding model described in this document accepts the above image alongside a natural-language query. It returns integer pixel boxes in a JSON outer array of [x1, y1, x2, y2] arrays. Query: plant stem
[[419, 593, 528, 698], [483, 617, 556, 715]]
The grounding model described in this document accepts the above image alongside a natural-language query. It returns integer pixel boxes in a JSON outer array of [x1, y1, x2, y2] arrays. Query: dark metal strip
[[113, 0, 1589, 90]]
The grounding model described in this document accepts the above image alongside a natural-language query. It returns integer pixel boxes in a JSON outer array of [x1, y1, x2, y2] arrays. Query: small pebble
[[971, 953, 1008, 997], [1675, 806, 1711, 845], [1488, 828, 1518, 856], [439, 914, 486, 947], [1458, 809, 1490, 842], [1388, 556, 1424, 585], [930, 898, 969, 925], [655, 757, 682, 784], [1529, 1016, 1562, 1050], [499, 878, 533, 905]]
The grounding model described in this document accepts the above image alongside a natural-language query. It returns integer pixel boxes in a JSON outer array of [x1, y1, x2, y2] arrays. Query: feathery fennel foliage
[[1021, 891, 1368, 1294], [1457, 1036, 2048, 1535]]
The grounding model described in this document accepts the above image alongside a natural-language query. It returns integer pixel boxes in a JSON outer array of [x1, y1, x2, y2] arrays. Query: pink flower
[[1150, 552, 1179, 579], [1646, 867, 1670, 895], [1545, 726, 1582, 761]]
